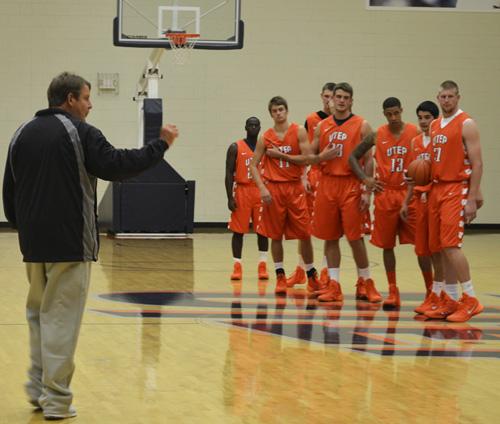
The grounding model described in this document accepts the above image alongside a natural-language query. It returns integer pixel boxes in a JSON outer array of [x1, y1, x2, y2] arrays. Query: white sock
[[432, 281, 445, 295], [328, 268, 340, 281], [258, 251, 268, 262], [322, 256, 327, 268], [298, 255, 305, 269], [444, 283, 460, 300], [305, 263, 314, 272], [233, 258, 241, 263], [461, 280, 475, 297], [358, 267, 370, 279], [274, 262, 284, 270]]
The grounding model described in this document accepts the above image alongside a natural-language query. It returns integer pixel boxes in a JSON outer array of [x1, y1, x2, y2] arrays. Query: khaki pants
[[25, 262, 91, 415]]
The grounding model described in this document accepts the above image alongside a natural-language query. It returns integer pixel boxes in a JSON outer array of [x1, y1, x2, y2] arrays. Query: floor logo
[[94, 288, 500, 358]]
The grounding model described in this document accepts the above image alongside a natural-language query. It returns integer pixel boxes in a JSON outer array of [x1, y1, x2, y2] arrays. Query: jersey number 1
[[279, 159, 290, 168]]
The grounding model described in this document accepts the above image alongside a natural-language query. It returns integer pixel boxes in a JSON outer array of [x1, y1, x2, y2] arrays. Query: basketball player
[[403, 101, 484, 317], [309, 82, 382, 303], [226, 117, 269, 281], [400, 101, 445, 313], [287, 82, 335, 288], [249, 96, 318, 294], [423, 80, 483, 322], [305, 83, 336, 200], [350, 97, 419, 307]]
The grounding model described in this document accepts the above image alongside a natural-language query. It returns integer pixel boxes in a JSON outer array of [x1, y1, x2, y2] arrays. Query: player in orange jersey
[[250, 96, 319, 295], [226, 117, 269, 281], [403, 103, 484, 318], [422, 81, 484, 322], [307, 82, 382, 303], [287, 82, 335, 288], [400, 101, 446, 314], [304, 82, 336, 214], [351, 97, 419, 308]]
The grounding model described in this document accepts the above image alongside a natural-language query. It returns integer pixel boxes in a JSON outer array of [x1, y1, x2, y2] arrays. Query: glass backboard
[[114, 0, 243, 49]]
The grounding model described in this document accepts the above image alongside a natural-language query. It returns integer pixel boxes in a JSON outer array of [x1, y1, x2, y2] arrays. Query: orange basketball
[[407, 159, 431, 186]]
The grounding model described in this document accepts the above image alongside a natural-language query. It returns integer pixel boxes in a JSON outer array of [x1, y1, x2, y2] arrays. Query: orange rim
[[164, 33, 200, 46]]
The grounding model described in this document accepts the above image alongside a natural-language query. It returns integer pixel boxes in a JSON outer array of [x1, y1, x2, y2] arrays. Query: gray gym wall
[[0, 1, 498, 224]]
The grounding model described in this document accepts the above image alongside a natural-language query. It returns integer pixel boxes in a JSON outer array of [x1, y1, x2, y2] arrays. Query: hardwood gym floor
[[0, 231, 499, 423]]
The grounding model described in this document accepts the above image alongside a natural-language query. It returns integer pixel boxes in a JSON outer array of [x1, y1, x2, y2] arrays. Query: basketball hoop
[[164, 32, 200, 65]]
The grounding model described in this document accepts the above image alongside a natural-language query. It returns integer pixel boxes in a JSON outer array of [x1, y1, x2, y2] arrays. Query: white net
[[166, 34, 199, 65]]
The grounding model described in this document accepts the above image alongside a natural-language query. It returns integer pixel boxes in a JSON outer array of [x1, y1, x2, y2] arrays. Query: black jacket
[[3, 108, 168, 262]]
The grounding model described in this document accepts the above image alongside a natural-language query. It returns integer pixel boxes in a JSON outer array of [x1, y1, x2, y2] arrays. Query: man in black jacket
[[2, 72, 178, 420]]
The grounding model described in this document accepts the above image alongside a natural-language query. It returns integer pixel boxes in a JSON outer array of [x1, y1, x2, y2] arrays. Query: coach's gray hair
[[47, 72, 91, 107]]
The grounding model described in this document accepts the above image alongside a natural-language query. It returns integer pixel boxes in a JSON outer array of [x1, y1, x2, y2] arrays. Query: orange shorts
[[256, 181, 310, 241], [306, 166, 321, 218], [370, 188, 416, 249], [414, 192, 432, 257], [363, 210, 372, 235], [428, 181, 468, 253], [312, 175, 364, 241], [228, 184, 262, 234]]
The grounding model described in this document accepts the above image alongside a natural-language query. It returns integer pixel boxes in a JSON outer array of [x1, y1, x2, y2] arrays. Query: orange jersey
[[306, 111, 328, 174], [374, 123, 418, 187], [411, 133, 433, 194], [233, 139, 256, 185], [261, 122, 304, 182], [430, 111, 472, 182], [318, 114, 364, 176], [412, 133, 432, 162], [305, 111, 329, 142]]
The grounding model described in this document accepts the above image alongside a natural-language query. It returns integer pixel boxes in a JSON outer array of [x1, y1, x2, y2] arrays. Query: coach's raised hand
[[160, 124, 179, 146]]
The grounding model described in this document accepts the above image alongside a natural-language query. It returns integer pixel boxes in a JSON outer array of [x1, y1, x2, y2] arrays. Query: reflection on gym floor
[[96, 283, 495, 358]]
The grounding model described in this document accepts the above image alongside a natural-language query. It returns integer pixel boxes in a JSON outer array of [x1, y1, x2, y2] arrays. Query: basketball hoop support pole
[[135, 48, 165, 147]]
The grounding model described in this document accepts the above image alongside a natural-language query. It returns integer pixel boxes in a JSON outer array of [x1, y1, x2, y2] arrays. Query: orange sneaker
[[415, 291, 439, 314], [422, 291, 446, 317], [318, 279, 344, 302], [286, 266, 306, 287], [310, 276, 331, 298], [383, 285, 400, 308], [364, 279, 382, 303], [275, 274, 288, 294], [319, 267, 329, 286], [355, 278, 368, 300], [424, 291, 458, 319], [446, 293, 484, 322], [313, 276, 334, 296], [258, 262, 269, 280], [230, 262, 242, 280], [306, 272, 321, 295]]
